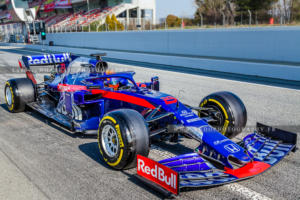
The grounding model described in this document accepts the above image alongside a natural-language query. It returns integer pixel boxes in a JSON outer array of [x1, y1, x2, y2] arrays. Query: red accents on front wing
[[91, 89, 156, 109], [224, 161, 271, 179]]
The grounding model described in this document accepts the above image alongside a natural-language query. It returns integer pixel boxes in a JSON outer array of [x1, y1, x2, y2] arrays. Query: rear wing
[[20, 53, 78, 68], [18, 53, 79, 84]]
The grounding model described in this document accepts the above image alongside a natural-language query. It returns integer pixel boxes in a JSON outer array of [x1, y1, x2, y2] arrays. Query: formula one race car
[[4, 53, 297, 196]]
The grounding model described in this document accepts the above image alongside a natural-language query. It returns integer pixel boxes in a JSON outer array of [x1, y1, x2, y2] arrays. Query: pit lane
[[0, 46, 299, 200]]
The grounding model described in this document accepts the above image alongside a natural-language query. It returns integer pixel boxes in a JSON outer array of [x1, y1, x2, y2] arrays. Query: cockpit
[[47, 57, 137, 92]]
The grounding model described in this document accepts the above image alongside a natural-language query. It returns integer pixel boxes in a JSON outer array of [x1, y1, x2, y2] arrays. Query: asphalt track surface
[[0, 46, 299, 200]]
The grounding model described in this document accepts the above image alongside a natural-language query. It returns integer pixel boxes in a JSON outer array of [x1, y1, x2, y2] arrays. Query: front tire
[[199, 91, 247, 138], [98, 109, 149, 170], [4, 78, 35, 113]]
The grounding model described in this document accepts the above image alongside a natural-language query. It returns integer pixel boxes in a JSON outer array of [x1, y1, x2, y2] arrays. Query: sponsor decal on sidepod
[[137, 155, 179, 195]]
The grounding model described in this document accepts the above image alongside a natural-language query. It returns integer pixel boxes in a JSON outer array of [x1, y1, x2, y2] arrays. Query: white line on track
[[224, 184, 272, 200]]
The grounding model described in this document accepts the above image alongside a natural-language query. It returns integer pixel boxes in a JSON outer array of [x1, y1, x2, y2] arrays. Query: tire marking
[[98, 116, 124, 167], [107, 123, 124, 167], [222, 119, 229, 135], [114, 124, 124, 148], [107, 149, 124, 167], [100, 116, 117, 124]]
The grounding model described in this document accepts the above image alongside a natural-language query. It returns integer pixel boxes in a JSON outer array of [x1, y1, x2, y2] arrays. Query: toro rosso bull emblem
[[26, 53, 71, 65]]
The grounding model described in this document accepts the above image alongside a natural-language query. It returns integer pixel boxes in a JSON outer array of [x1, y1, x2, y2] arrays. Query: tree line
[[193, 0, 300, 25]]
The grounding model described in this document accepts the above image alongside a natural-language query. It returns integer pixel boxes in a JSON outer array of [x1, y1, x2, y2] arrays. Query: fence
[[45, 13, 298, 34], [46, 18, 156, 33]]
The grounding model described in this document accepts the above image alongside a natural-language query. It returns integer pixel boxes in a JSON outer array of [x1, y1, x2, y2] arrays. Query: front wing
[[136, 123, 297, 196]]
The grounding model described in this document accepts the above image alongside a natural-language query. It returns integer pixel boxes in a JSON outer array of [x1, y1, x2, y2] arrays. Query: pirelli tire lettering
[[98, 109, 150, 170], [199, 91, 247, 139], [4, 78, 35, 113]]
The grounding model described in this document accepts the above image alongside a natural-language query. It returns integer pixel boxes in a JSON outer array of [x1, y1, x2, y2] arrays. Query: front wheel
[[199, 91, 247, 138], [98, 109, 150, 170]]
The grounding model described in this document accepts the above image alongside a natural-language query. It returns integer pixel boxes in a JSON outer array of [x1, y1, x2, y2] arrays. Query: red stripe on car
[[57, 84, 88, 92], [91, 89, 156, 109], [56, 85, 156, 109]]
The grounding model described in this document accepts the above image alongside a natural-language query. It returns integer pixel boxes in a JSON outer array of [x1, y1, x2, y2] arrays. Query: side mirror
[[151, 76, 159, 91]]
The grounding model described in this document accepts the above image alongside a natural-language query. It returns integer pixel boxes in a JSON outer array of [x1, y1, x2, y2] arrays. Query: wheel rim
[[101, 124, 119, 158], [209, 105, 224, 126], [200, 104, 225, 131], [5, 87, 12, 106]]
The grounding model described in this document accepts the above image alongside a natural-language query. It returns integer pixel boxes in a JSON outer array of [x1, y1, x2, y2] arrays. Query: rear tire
[[199, 91, 247, 138], [4, 78, 35, 113], [98, 109, 149, 170]]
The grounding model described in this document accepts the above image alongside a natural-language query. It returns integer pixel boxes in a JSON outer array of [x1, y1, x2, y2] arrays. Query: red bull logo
[[27, 53, 71, 65], [137, 155, 178, 195]]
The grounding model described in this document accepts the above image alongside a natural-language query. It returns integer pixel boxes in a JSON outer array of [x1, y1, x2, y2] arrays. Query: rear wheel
[[98, 109, 149, 170], [199, 91, 247, 138], [4, 78, 35, 113]]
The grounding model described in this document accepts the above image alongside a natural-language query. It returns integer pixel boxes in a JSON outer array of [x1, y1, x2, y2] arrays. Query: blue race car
[[4, 53, 297, 196]]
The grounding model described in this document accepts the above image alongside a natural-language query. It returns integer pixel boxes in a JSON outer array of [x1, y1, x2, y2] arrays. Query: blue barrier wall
[[45, 27, 300, 63], [7, 27, 298, 82]]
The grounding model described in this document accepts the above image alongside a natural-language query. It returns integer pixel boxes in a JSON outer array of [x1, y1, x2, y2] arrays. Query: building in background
[[0, 0, 156, 28], [0, 0, 156, 42], [0, 0, 36, 42], [0, 0, 35, 23]]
